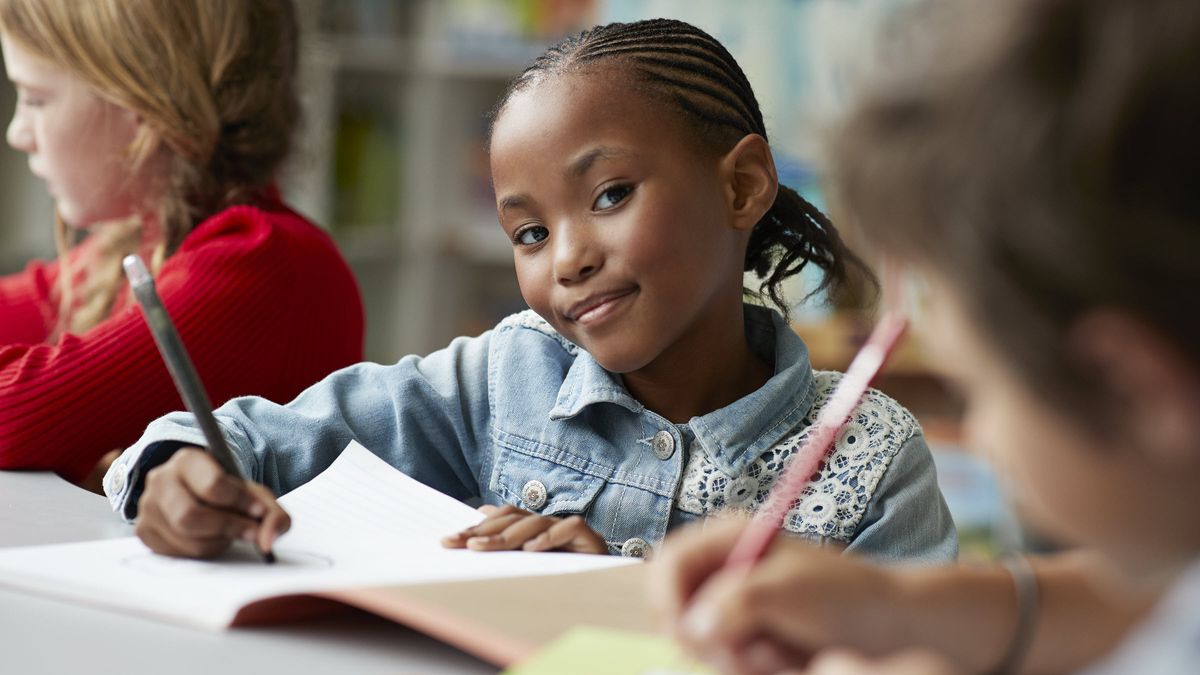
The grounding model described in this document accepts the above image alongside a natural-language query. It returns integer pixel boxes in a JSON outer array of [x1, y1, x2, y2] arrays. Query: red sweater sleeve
[[0, 258, 58, 345], [0, 204, 364, 482]]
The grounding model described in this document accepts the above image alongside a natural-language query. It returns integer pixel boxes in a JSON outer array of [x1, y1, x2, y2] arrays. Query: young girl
[[108, 19, 956, 564], [652, 0, 1200, 673], [0, 0, 363, 488]]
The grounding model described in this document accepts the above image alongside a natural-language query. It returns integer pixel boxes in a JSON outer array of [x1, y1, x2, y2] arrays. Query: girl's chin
[[586, 345, 654, 375], [54, 204, 88, 230], [56, 206, 139, 231]]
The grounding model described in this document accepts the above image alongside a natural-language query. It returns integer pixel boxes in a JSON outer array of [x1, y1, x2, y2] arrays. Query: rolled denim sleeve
[[106, 332, 494, 521], [844, 432, 958, 564]]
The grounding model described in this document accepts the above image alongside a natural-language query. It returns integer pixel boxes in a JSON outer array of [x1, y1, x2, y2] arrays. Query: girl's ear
[[1070, 310, 1200, 467], [720, 134, 779, 232]]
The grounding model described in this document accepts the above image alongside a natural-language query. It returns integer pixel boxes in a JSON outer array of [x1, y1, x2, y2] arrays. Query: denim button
[[620, 537, 651, 558], [521, 480, 547, 510], [651, 431, 675, 460]]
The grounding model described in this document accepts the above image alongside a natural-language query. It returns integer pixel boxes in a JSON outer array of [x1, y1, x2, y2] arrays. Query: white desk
[[0, 471, 495, 675]]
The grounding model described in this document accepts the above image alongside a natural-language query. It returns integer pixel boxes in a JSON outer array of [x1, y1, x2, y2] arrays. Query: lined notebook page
[[0, 441, 635, 629], [278, 440, 485, 547]]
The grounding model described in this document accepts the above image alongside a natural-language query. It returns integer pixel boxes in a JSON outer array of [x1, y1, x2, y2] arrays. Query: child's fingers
[[442, 506, 607, 554], [648, 518, 747, 629], [157, 482, 261, 540], [479, 513, 528, 534], [442, 504, 531, 547], [174, 449, 259, 515], [243, 482, 289, 555], [138, 447, 286, 559], [440, 531, 469, 548], [736, 637, 812, 675], [478, 503, 526, 520], [467, 512, 526, 537], [523, 515, 607, 553], [677, 565, 768, 659], [139, 452, 258, 557], [801, 649, 961, 675], [468, 513, 556, 551], [135, 497, 238, 558]]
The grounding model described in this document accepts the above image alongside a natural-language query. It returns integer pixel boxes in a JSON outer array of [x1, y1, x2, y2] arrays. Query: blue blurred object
[[931, 445, 1026, 559]]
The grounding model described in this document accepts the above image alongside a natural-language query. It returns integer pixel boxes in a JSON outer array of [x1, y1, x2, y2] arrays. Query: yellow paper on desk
[[502, 626, 716, 675]]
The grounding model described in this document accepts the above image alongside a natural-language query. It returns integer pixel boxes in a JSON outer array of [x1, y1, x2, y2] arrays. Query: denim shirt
[[106, 306, 957, 562]]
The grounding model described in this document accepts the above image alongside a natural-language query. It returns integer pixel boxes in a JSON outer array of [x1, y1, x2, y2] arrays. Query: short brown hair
[[828, 0, 1200, 416]]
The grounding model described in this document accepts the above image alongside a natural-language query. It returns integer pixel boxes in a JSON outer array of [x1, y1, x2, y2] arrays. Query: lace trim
[[496, 310, 579, 356], [676, 371, 919, 542]]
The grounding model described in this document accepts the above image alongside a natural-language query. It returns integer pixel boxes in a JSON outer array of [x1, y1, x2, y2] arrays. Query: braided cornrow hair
[[491, 18, 871, 314]]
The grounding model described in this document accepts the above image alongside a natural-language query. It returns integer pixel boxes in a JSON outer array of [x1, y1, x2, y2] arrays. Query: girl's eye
[[593, 184, 633, 211], [515, 225, 549, 246]]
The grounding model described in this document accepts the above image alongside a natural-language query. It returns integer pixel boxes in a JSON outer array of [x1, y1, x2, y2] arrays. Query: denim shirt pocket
[[488, 427, 607, 516]]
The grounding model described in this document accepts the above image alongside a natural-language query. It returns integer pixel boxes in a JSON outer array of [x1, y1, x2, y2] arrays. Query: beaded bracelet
[[992, 554, 1040, 675]]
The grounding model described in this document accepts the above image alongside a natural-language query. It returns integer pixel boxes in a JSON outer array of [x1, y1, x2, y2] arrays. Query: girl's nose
[[6, 111, 35, 154], [552, 224, 602, 284]]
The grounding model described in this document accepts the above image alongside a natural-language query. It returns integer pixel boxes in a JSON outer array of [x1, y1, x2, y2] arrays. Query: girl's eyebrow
[[497, 193, 531, 214], [8, 77, 51, 94], [497, 146, 636, 213], [567, 145, 634, 179]]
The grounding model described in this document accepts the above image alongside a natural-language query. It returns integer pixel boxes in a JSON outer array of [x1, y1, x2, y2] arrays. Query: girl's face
[[489, 70, 750, 375], [2, 34, 150, 229], [920, 274, 1198, 578]]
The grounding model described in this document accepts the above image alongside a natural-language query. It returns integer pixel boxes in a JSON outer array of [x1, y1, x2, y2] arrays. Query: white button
[[620, 537, 651, 559], [521, 480, 547, 510], [651, 430, 675, 460]]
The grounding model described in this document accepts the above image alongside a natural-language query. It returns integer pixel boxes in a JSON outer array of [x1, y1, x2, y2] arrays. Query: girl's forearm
[[892, 552, 1154, 675], [891, 561, 1020, 673], [1021, 552, 1155, 675]]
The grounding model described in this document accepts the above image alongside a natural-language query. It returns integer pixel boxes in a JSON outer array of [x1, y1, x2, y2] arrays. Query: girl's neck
[[621, 304, 774, 424]]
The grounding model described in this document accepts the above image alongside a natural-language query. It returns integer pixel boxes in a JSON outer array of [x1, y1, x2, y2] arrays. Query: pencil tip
[[263, 551, 276, 564]]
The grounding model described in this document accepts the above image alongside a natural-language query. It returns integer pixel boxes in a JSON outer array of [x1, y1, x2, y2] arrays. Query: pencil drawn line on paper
[[120, 548, 334, 576]]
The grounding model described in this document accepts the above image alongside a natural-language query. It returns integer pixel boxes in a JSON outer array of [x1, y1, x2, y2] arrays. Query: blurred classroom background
[[0, 0, 1020, 559]]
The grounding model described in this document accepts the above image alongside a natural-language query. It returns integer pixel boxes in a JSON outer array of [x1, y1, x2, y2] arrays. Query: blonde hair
[[0, 0, 300, 336]]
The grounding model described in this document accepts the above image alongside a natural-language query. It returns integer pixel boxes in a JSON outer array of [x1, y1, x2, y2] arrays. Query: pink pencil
[[724, 310, 909, 569]]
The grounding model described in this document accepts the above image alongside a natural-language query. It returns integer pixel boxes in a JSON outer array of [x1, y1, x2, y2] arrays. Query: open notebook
[[0, 442, 652, 666]]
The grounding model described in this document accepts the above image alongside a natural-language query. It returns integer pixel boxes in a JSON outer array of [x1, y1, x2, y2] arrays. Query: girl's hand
[[441, 503, 608, 554], [797, 649, 965, 675], [649, 517, 901, 674], [134, 447, 290, 558]]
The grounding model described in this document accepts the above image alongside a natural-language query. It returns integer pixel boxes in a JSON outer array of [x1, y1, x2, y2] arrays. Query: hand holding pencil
[[649, 517, 898, 673], [123, 255, 288, 561], [135, 447, 291, 559]]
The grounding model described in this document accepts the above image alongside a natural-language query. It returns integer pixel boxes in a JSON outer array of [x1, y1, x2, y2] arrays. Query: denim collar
[[548, 305, 816, 476]]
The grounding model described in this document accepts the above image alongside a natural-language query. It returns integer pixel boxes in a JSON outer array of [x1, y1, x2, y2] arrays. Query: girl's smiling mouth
[[565, 287, 637, 326]]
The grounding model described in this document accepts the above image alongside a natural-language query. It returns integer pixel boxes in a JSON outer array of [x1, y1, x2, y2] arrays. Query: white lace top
[[676, 370, 921, 543]]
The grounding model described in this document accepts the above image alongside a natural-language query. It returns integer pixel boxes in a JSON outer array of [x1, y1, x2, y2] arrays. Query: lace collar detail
[[676, 371, 920, 542]]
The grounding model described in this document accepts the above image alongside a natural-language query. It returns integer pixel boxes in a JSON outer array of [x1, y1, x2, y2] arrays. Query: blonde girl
[[0, 0, 363, 486]]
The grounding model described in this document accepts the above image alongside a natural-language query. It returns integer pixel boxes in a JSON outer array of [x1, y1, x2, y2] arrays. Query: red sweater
[[0, 201, 364, 482]]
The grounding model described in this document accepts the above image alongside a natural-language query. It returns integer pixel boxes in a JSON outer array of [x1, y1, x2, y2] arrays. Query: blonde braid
[[0, 0, 299, 337]]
